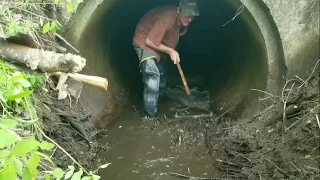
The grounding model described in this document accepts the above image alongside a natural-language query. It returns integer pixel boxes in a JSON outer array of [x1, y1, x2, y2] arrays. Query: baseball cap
[[179, 0, 200, 16]]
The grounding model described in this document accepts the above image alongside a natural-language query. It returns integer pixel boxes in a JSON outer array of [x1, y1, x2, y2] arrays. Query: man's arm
[[145, 38, 180, 64], [145, 38, 173, 54], [145, 20, 180, 64]]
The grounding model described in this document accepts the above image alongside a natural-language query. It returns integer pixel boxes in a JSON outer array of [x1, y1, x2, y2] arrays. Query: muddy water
[[98, 87, 221, 179]]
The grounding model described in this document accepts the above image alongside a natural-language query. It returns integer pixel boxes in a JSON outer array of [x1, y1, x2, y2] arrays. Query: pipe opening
[[79, 0, 269, 125]]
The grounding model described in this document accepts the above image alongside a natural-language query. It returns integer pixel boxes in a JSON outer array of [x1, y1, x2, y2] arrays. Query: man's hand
[[145, 38, 180, 64], [168, 49, 180, 64]]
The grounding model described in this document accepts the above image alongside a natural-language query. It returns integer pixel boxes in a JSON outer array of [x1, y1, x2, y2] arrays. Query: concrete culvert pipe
[[67, 0, 289, 128]]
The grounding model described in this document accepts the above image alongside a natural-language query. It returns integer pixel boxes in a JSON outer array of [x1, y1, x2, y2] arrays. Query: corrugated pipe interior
[[68, 0, 287, 128]]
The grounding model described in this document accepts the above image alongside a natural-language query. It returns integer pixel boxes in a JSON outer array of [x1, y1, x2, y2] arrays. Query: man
[[133, 0, 200, 119]]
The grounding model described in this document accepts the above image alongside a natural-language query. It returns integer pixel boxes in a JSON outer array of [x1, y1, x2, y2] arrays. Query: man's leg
[[140, 58, 160, 118], [157, 57, 168, 100], [132, 43, 160, 118]]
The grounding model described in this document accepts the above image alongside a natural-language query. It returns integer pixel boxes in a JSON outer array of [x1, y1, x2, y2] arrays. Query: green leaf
[[0, 161, 16, 180], [11, 136, 40, 156], [43, 23, 51, 34], [64, 169, 74, 179], [0, 150, 11, 159], [13, 157, 23, 176], [0, 159, 5, 167], [74, 2, 79, 12], [15, 25, 24, 34], [0, 129, 18, 148], [44, 174, 51, 180], [54, 0, 60, 4], [52, 28, 57, 34], [81, 176, 90, 180], [17, 78, 31, 88], [34, 151, 54, 166], [53, 168, 64, 179], [67, 2, 74, 13], [7, 90, 33, 101], [71, 169, 83, 180], [22, 167, 32, 180], [55, 21, 62, 30], [28, 77, 36, 87], [0, 91, 6, 103], [92, 175, 101, 180], [28, 75, 43, 88], [26, 153, 40, 175], [50, 21, 56, 31], [0, 119, 18, 128], [40, 141, 55, 151], [12, 71, 22, 76], [305, 155, 311, 159]]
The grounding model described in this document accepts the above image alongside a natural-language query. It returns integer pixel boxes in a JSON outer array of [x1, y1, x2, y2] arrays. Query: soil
[[204, 68, 320, 179], [35, 76, 108, 171]]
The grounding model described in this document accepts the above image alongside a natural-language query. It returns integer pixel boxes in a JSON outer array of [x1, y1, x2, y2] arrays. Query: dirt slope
[[206, 67, 319, 179], [35, 77, 108, 170]]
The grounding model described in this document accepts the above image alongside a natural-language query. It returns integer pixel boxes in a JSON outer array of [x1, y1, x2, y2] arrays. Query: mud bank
[[34, 77, 108, 170], [206, 65, 320, 179]]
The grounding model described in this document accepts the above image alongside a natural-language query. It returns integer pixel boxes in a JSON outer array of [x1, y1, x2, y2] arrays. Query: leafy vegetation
[[0, 0, 83, 48], [0, 1, 111, 179], [0, 62, 108, 180]]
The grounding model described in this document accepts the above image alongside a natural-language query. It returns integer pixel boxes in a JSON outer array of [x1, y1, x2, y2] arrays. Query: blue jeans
[[133, 43, 168, 117]]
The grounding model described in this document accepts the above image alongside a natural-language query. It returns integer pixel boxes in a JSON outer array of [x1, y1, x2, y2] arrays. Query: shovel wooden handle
[[51, 71, 108, 90], [176, 62, 191, 95]]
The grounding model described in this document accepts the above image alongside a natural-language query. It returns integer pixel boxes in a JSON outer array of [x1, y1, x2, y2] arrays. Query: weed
[[0, 61, 107, 180]]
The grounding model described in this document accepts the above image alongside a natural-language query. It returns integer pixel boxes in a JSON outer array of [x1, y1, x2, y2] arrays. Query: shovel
[[176, 61, 191, 95]]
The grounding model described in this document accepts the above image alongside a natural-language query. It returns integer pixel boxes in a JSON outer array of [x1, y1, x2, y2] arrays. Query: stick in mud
[[168, 172, 221, 180], [315, 114, 320, 130], [174, 112, 213, 119], [265, 158, 290, 178], [216, 159, 241, 168], [283, 82, 295, 122]]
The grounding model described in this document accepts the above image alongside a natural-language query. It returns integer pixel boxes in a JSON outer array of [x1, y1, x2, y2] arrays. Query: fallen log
[[0, 38, 85, 73]]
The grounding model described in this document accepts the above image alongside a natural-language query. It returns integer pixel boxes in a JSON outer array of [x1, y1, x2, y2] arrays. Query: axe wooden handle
[[51, 72, 108, 90], [176, 62, 191, 95]]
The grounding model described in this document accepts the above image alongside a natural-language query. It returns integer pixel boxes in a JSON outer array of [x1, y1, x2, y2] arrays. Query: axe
[[176, 62, 191, 95], [51, 71, 108, 90]]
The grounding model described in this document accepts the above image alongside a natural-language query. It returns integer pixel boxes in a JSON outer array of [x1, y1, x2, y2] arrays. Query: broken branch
[[266, 158, 289, 178], [316, 114, 320, 130], [283, 82, 295, 122], [216, 159, 241, 168], [0, 39, 86, 73], [298, 59, 320, 89], [55, 33, 79, 53], [174, 112, 213, 119], [168, 172, 220, 180]]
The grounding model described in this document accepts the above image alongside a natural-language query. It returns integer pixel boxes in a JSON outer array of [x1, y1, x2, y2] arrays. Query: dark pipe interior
[[80, 0, 268, 120]]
